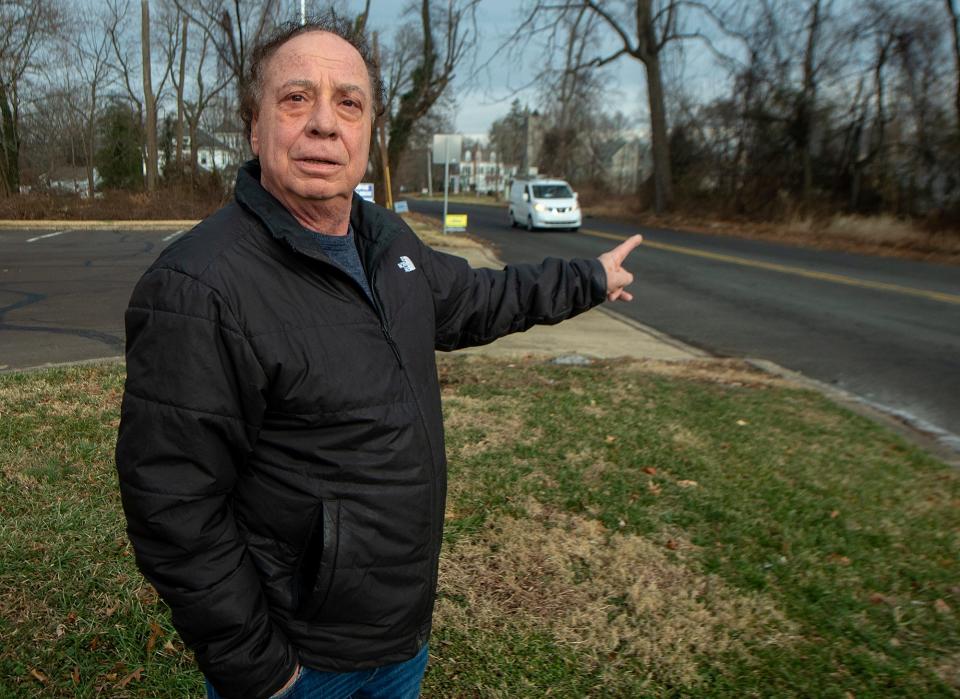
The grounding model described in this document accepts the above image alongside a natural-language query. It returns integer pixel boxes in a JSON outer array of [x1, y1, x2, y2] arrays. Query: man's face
[[251, 31, 372, 212]]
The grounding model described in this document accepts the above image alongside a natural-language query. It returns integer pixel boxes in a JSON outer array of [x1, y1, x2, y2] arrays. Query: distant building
[[608, 139, 650, 194], [41, 166, 101, 198], [175, 128, 244, 173], [457, 141, 519, 196]]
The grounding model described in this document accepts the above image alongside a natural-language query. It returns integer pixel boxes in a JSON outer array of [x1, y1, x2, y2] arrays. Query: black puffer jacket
[[116, 161, 607, 698]]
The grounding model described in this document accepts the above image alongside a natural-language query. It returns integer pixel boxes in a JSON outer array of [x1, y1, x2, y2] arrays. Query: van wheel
[[526, 216, 534, 231], [509, 210, 517, 228], [569, 226, 580, 232]]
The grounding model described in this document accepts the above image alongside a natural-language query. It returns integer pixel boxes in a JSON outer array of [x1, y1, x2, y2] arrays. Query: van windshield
[[532, 184, 574, 199]]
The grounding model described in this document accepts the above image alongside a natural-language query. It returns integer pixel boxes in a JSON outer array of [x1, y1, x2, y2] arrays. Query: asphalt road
[[409, 198, 960, 442], [0, 225, 186, 370]]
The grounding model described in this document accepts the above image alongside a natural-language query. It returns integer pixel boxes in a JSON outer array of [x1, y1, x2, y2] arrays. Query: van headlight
[[572, 202, 579, 211], [534, 203, 546, 212]]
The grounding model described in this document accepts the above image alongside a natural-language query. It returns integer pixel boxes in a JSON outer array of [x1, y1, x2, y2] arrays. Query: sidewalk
[[431, 236, 707, 361]]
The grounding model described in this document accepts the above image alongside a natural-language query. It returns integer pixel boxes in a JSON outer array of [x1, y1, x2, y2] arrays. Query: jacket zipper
[[368, 262, 442, 633], [305, 242, 441, 636]]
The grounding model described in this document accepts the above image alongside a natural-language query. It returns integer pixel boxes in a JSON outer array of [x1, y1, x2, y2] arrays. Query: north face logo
[[397, 256, 416, 272]]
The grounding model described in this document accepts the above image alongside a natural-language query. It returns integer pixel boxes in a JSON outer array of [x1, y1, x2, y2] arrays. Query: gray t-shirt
[[300, 225, 374, 303]]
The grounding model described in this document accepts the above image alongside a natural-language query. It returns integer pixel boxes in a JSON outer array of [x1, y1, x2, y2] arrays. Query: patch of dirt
[[436, 502, 796, 687], [933, 652, 960, 689], [403, 212, 486, 250], [665, 422, 708, 451], [443, 395, 541, 460], [619, 359, 797, 390]]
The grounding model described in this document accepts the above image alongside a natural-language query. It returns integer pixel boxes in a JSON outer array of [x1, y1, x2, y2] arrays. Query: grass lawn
[[0, 359, 957, 697]]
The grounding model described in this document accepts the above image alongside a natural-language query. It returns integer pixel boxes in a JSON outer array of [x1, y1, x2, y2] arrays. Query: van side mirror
[[523, 192, 529, 202]]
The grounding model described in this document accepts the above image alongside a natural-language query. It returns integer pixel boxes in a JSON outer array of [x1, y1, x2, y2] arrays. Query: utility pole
[[426, 148, 433, 196]]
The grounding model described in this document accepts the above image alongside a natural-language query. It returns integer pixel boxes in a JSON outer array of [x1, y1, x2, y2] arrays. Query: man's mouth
[[297, 157, 341, 166]]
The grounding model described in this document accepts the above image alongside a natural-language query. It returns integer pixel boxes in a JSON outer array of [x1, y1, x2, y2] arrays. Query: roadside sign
[[394, 200, 409, 213], [432, 134, 462, 164], [434, 134, 463, 234], [445, 214, 467, 231], [355, 182, 375, 202]]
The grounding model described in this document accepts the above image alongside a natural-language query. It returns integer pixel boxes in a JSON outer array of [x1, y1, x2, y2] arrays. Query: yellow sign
[[445, 214, 468, 231]]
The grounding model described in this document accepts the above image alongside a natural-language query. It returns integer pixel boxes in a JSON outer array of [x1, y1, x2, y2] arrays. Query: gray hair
[[239, 14, 385, 144]]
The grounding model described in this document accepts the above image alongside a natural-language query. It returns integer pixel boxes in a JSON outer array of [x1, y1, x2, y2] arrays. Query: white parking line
[[26, 230, 71, 243], [162, 229, 186, 242]]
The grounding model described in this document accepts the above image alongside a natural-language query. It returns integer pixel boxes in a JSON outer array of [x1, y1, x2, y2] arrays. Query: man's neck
[[261, 180, 352, 236]]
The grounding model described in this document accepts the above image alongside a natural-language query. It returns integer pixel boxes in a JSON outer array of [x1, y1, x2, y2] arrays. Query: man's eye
[[287, 94, 306, 102], [342, 99, 361, 110]]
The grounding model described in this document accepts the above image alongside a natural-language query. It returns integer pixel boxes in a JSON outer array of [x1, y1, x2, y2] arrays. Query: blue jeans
[[205, 644, 429, 699]]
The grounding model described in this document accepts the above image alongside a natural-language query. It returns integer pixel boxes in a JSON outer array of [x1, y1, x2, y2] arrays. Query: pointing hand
[[597, 234, 643, 302]]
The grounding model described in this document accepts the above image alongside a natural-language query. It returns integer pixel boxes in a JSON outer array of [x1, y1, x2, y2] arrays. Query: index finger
[[611, 234, 644, 263]]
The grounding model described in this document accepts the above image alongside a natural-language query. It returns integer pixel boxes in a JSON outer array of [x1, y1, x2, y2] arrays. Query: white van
[[508, 178, 581, 231]]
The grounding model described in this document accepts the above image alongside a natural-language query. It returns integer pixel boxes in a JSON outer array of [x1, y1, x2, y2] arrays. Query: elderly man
[[116, 16, 643, 699]]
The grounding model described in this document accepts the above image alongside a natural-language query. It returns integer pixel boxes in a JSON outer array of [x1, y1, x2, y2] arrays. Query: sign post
[[432, 134, 462, 235]]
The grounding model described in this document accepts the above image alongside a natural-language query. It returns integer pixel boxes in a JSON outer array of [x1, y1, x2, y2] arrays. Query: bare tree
[[536, 6, 607, 181], [0, 0, 60, 195], [385, 0, 481, 200], [182, 29, 232, 178], [516, 1, 729, 213], [585, 1, 676, 211], [63, 15, 115, 196], [173, 0, 279, 95]]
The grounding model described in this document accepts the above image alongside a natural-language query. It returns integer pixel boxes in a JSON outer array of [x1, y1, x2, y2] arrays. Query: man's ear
[[250, 112, 260, 156]]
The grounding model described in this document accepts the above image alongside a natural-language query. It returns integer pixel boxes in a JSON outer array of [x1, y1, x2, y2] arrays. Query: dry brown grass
[[442, 395, 542, 460], [436, 502, 796, 688], [613, 358, 794, 390], [588, 205, 960, 265], [934, 652, 960, 689], [0, 187, 226, 221], [402, 212, 486, 251]]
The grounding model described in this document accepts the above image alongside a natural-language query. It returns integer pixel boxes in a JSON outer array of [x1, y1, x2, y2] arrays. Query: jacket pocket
[[292, 498, 341, 620]]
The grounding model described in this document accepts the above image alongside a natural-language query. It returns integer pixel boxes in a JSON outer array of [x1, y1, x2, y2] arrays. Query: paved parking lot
[[0, 225, 188, 371]]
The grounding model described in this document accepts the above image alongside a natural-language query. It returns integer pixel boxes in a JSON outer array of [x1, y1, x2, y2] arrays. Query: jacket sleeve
[[115, 267, 297, 699], [419, 245, 608, 351]]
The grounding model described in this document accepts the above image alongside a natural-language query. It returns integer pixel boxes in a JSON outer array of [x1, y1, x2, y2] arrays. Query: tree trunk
[[800, 0, 822, 205], [387, 0, 437, 184], [188, 118, 199, 179], [141, 0, 158, 191], [947, 0, 960, 132], [644, 54, 673, 213], [176, 15, 189, 170], [0, 83, 20, 196], [636, 0, 673, 213]]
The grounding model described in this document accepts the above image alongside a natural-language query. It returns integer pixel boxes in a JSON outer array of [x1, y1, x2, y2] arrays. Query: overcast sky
[[334, 0, 663, 138]]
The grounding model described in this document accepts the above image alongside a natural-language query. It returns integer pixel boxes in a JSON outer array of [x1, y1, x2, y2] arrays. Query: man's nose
[[305, 99, 338, 137]]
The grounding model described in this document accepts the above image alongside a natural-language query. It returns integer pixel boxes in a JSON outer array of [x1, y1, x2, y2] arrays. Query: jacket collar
[[234, 159, 400, 271]]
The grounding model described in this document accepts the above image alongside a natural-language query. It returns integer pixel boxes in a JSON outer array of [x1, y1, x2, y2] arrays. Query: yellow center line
[[580, 228, 960, 306]]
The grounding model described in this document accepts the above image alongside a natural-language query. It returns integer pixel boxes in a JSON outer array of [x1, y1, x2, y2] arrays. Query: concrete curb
[[0, 355, 124, 375], [0, 220, 198, 230], [593, 306, 711, 358], [746, 358, 960, 467]]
